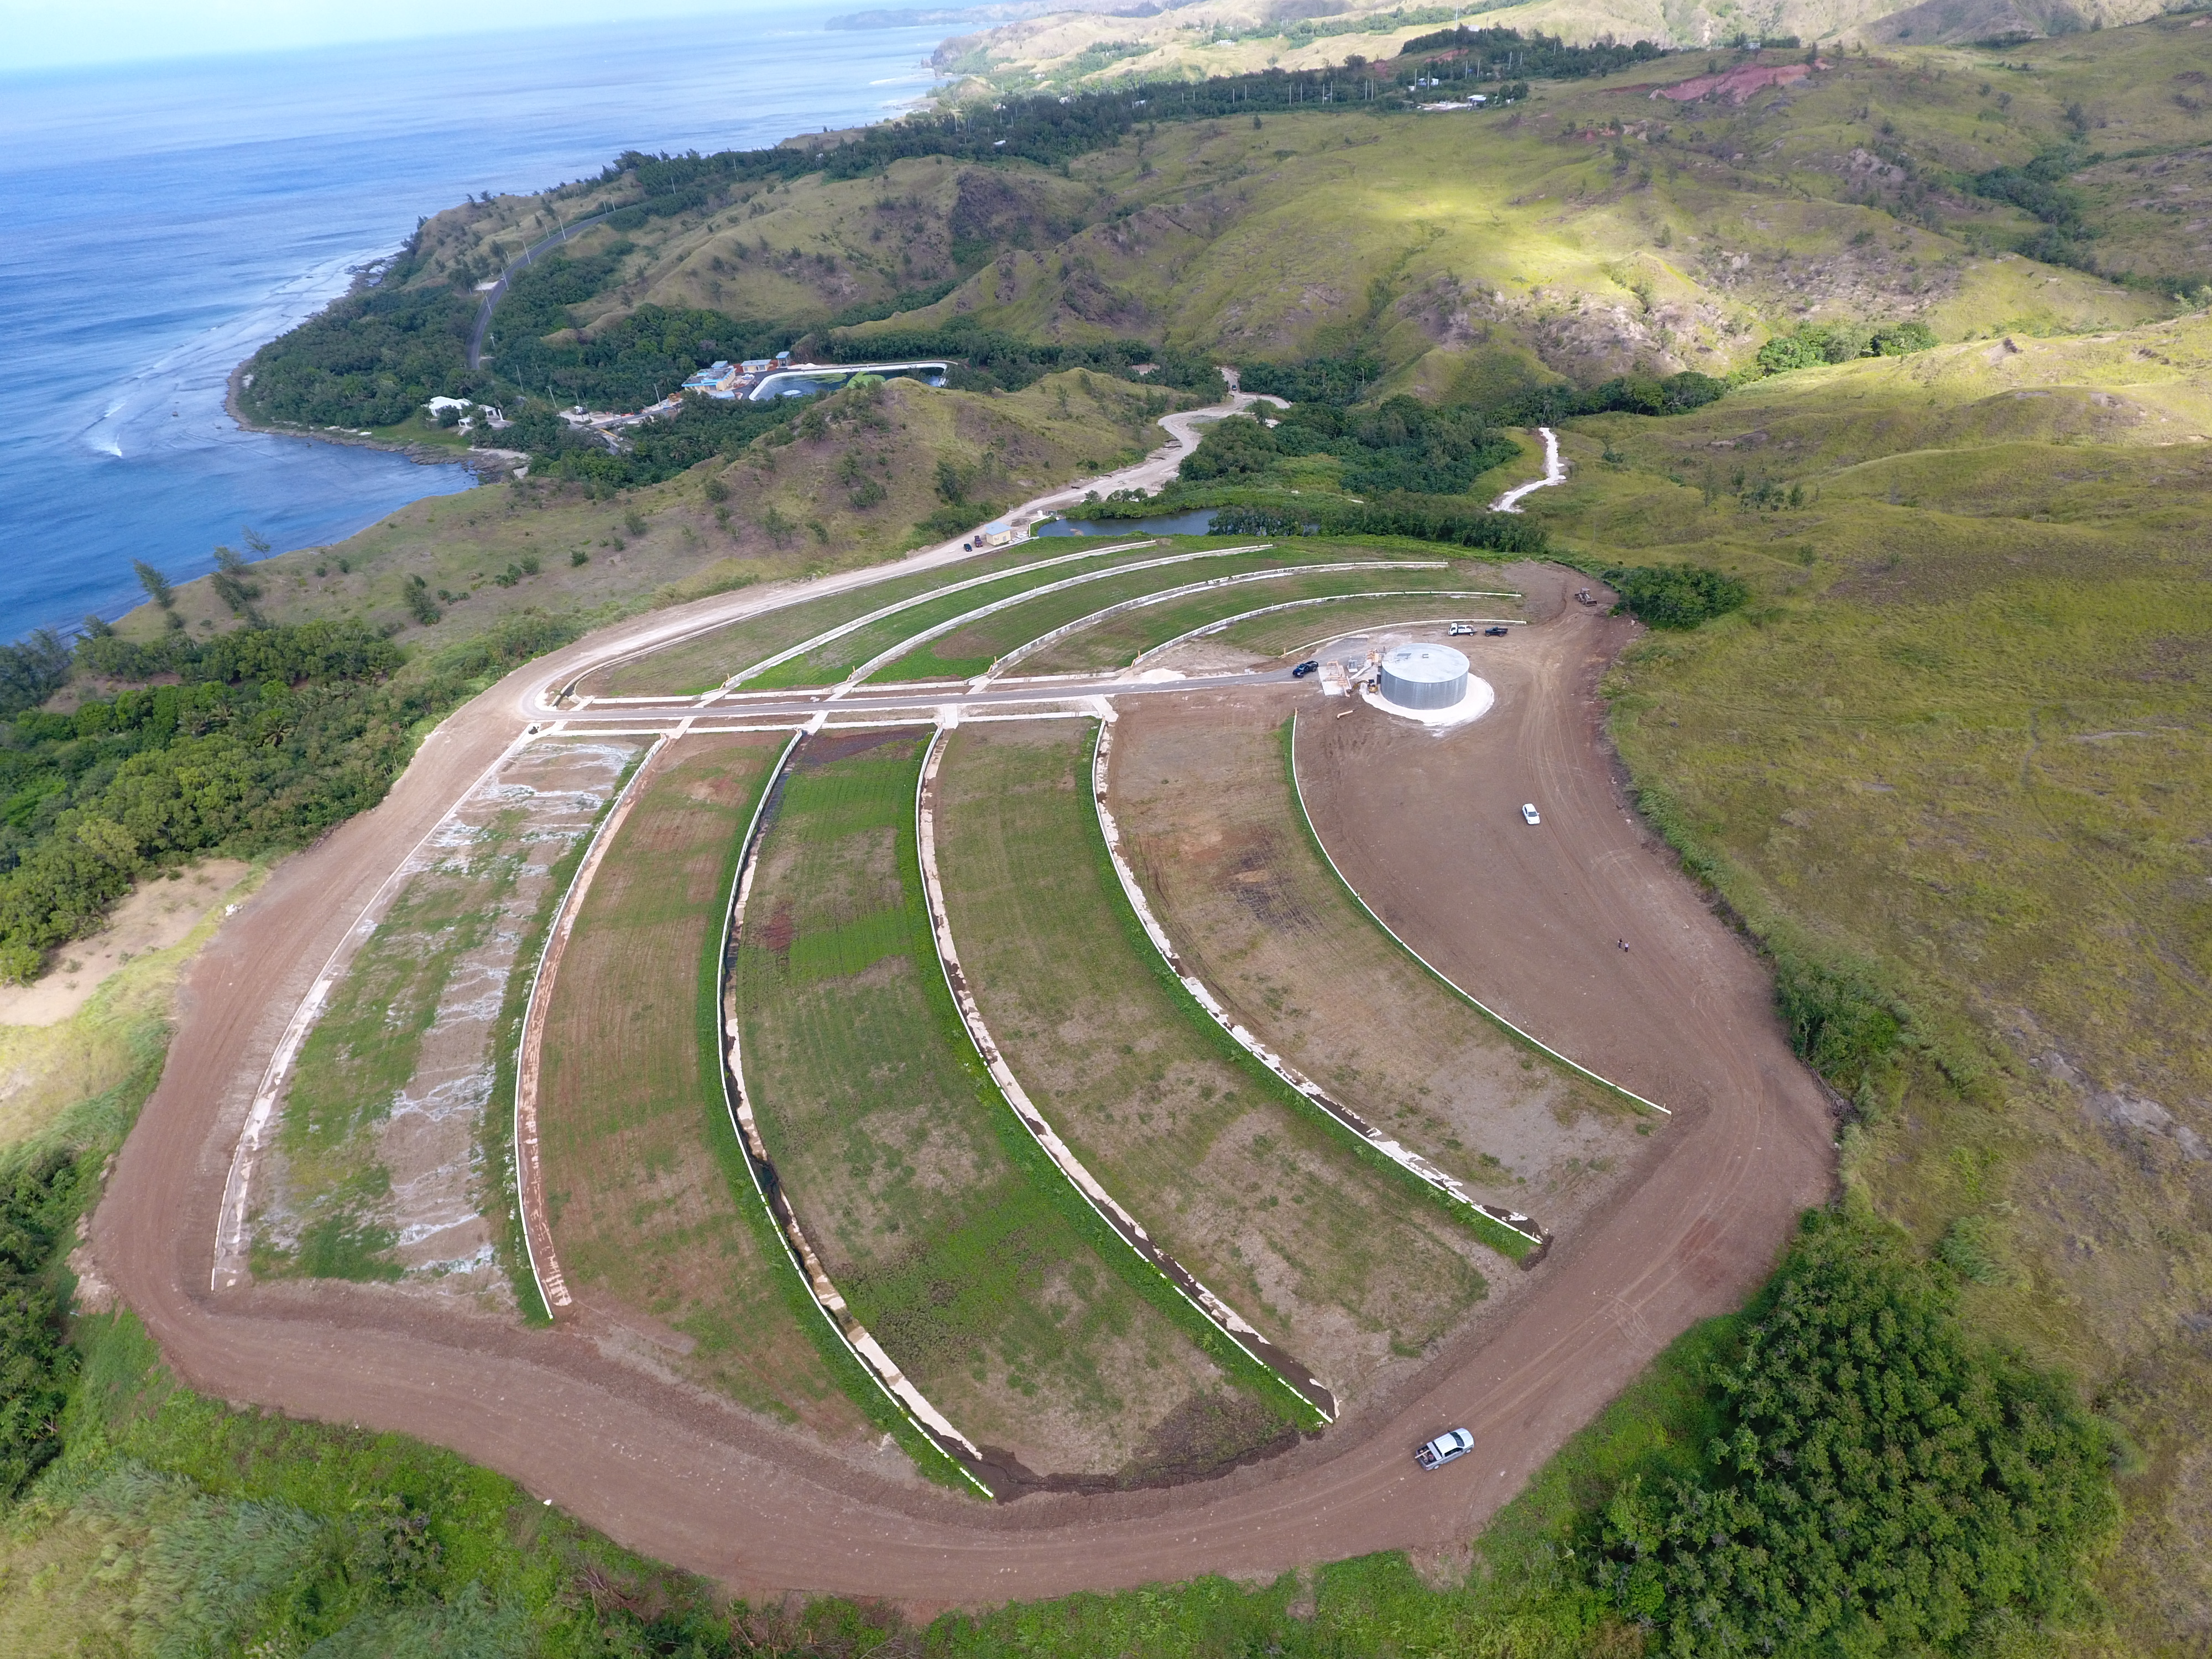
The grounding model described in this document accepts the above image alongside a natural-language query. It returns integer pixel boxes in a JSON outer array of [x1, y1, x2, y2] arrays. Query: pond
[[1036, 509, 1219, 538]]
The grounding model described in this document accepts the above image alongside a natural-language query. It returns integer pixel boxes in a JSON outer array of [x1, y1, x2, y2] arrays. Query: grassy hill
[[237, 19, 2210, 466], [1503, 314, 2212, 1648], [921, 0, 2179, 95]]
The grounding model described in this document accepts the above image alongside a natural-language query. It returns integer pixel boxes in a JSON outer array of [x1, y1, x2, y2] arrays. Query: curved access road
[[92, 542, 1833, 1601], [468, 211, 613, 371]]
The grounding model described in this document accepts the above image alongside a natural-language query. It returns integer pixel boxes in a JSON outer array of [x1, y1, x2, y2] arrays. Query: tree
[[0, 631, 71, 718], [132, 559, 175, 610], [210, 546, 264, 623]]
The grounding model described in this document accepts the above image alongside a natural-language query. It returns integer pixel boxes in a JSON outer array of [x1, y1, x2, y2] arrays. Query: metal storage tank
[[1377, 643, 1469, 710]]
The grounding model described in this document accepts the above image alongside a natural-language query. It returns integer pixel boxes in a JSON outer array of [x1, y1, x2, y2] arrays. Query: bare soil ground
[[933, 720, 1504, 1414], [536, 734, 868, 1442], [253, 738, 636, 1302], [735, 729, 1259, 1483], [1110, 697, 1652, 1231], [0, 861, 252, 1029], [92, 556, 1834, 1601]]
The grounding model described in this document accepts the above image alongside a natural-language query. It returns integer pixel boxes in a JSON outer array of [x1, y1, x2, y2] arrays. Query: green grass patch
[[864, 545, 1447, 683], [1212, 590, 1519, 660], [935, 720, 1494, 1402], [536, 737, 864, 1425], [739, 539, 1244, 690], [592, 536, 1166, 697], [735, 733, 1296, 1478], [1017, 561, 1484, 676]]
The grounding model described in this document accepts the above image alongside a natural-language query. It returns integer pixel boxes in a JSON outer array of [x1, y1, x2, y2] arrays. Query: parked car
[[1415, 1428, 1474, 1470], [1484, 625, 1510, 637], [1291, 660, 1319, 678], [1521, 803, 1542, 825], [1448, 623, 1476, 637]]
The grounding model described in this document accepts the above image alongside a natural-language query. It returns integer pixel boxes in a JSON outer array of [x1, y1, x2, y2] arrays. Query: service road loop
[[95, 555, 1834, 1600]]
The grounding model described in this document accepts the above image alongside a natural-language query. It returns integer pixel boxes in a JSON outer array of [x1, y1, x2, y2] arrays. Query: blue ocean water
[[0, 8, 946, 638]]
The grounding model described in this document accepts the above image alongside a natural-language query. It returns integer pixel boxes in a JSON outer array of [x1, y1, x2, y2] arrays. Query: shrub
[[1606, 565, 1749, 629], [1757, 320, 1938, 377], [0, 1146, 81, 1499], [1772, 946, 1903, 1090], [1498, 371, 1726, 424]]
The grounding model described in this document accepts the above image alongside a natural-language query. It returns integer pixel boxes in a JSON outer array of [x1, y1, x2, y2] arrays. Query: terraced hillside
[[21, 13, 2210, 1653]]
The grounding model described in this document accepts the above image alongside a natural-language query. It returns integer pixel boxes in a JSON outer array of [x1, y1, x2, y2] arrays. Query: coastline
[[223, 358, 521, 482]]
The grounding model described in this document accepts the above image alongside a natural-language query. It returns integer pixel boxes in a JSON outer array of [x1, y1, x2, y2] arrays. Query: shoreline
[[223, 358, 521, 482]]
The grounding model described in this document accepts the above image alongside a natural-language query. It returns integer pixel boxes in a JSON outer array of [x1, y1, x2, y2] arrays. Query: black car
[[1291, 660, 1320, 678], [1484, 625, 1510, 637]]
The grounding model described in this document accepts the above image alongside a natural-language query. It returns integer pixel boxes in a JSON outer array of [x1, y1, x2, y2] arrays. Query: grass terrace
[[251, 739, 640, 1297], [1012, 555, 1500, 676], [731, 730, 1295, 1483], [1207, 591, 1522, 662], [535, 734, 864, 1434], [932, 720, 1500, 1409], [867, 546, 1458, 685], [579, 537, 1155, 699], [730, 538, 1260, 691]]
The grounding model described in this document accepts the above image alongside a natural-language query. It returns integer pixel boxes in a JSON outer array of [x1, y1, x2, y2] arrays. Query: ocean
[[0, 7, 948, 639]]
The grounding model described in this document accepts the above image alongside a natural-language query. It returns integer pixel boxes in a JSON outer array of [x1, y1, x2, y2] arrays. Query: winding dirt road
[[91, 548, 1832, 1600]]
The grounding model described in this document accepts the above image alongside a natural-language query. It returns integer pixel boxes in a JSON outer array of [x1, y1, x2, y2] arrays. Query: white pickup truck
[[1414, 1428, 1474, 1470]]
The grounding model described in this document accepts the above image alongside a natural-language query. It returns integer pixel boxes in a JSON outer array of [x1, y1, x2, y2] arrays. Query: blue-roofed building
[[682, 361, 737, 394]]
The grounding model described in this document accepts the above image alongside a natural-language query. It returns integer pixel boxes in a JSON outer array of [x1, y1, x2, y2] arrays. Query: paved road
[[468, 211, 613, 372], [91, 529, 1833, 1598]]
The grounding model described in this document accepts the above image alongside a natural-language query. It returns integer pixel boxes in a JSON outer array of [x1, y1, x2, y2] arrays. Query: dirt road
[[92, 559, 1832, 1600]]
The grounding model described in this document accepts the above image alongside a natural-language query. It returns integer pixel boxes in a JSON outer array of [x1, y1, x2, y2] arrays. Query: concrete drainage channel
[[916, 725, 1338, 1427], [1092, 714, 1553, 1261]]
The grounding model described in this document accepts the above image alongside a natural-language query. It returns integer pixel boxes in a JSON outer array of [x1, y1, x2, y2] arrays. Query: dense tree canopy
[[1177, 396, 1520, 497], [0, 618, 571, 984], [1607, 564, 1750, 630], [1596, 1213, 2113, 1656]]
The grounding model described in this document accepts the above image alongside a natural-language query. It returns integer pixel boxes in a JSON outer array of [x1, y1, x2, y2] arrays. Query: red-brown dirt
[[91, 564, 1833, 1601]]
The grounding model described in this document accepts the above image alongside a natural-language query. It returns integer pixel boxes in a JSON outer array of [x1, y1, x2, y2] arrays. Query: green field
[[732, 731, 1291, 1480], [534, 735, 864, 1434], [932, 719, 1500, 1407], [870, 550, 1454, 684], [1012, 559, 1496, 676]]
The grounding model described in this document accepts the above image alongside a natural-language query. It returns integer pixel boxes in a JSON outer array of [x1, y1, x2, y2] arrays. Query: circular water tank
[[1378, 643, 1469, 710]]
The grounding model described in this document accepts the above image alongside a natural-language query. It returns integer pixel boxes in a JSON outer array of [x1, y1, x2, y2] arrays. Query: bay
[[0, 6, 946, 638]]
